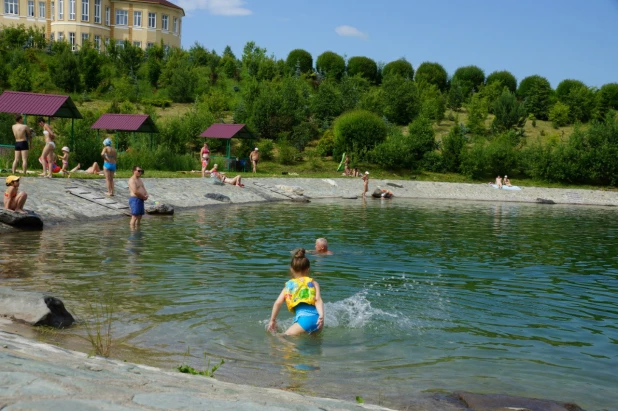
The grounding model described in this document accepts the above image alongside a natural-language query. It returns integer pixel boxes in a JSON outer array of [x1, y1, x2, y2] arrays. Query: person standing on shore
[[128, 166, 148, 228], [12, 115, 31, 174], [38, 118, 56, 178], [495, 175, 503, 189], [200, 142, 210, 178], [361, 171, 369, 197], [249, 147, 259, 174], [101, 139, 117, 196]]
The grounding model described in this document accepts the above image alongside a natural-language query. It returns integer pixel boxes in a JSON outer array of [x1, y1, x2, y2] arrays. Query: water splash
[[324, 291, 408, 330]]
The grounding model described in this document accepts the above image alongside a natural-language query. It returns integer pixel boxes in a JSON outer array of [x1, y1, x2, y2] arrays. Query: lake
[[1, 198, 617, 410]]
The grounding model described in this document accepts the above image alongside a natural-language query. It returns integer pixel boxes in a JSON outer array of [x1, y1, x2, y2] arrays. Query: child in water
[[267, 248, 324, 336]]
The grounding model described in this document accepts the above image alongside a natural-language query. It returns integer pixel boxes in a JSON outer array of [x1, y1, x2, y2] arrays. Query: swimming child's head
[[290, 248, 310, 275]]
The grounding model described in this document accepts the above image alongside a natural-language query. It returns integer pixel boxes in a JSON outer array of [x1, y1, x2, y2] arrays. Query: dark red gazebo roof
[[91, 114, 158, 133], [0, 91, 82, 119], [200, 124, 253, 139]]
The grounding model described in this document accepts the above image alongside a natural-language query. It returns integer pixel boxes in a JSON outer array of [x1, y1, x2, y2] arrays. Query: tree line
[[1, 25, 617, 185]]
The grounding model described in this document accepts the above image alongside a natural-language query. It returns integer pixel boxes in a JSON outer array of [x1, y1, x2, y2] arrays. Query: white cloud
[[335, 25, 368, 40], [175, 0, 252, 16]]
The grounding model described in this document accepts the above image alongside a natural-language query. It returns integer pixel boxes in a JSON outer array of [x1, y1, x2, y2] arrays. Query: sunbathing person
[[504, 175, 512, 187], [70, 162, 103, 175], [210, 164, 244, 187]]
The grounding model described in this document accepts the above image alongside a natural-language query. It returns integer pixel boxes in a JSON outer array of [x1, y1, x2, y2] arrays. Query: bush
[[286, 49, 313, 74], [549, 102, 571, 128], [310, 80, 343, 123], [486, 70, 517, 93], [382, 75, 419, 125], [141, 98, 172, 108], [415, 62, 448, 92], [491, 90, 527, 132], [277, 140, 297, 165], [316, 51, 345, 79], [290, 121, 318, 152], [371, 117, 436, 170], [347, 56, 378, 83], [419, 84, 445, 123], [357, 88, 385, 117], [441, 124, 466, 172], [256, 139, 274, 160], [517, 75, 552, 120], [168, 58, 198, 103], [453, 65, 485, 96], [382, 58, 414, 80], [421, 151, 444, 172], [117, 145, 198, 171], [447, 78, 466, 111], [558, 82, 594, 123], [407, 116, 437, 161], [9, 65, 31, 91], [333, 110, 387, 159], [466, 94, 488, 136], [315, 130, 334, 157]]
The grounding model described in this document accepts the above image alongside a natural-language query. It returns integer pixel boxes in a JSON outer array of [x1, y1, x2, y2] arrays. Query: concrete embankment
[[4, 176, 618, 227]]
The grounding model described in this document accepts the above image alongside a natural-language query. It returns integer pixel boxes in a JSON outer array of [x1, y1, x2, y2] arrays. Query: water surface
[[1, 199, 617, 409]]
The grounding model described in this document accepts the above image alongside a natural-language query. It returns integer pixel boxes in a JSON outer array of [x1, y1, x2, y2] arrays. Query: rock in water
[[387, 182, 403, 188], [205, 193, 231, 203], [276, 185, 305, 196], [0, 287, 74, 328], [0, 209, 43, 230], [145, 203, 174, 215], [537, 198, 556, 204], [453, 392, 584, 411]]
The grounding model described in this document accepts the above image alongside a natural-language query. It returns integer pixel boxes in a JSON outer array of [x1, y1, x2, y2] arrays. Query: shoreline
[[2, 177, 617, 229]]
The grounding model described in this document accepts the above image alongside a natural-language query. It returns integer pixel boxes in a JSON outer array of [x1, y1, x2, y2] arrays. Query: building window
[[105, 6, 109, 25], [69, 0, 75, 20], [50, 33, 54, 41], [116, 9, 128, 25], [133, 41, 141, 48], [116, 42, 124, 49], [57, 32, 64, 41], [148, 12, 156, 28], [133, 10, 141, 27], [82, 33, 89, 45], [94, 35, 100, 50], [27, 0, 34, 17], [162, 14, 168, 31], [93, 0, 100, 23], [4, 0, 19, 15], [69, 32, 76, 51], [147, 42, 154, 49], [38, 1, 45, 18], [81, 0, 88, 21], [58, 0, 63, 19], [173, 17, 178, 33], [51, 2, 54, 20]]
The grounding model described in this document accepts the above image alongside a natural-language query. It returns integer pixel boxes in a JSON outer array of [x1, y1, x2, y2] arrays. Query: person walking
[[249, 147, 260, 174], [12, 115, 31, 174], [200, 142, 210, 178], [128, 166, 148, 228], [37, 118, 56, 178]]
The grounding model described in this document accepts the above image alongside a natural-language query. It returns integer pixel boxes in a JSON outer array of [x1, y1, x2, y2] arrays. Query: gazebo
[[0, 91, 82, 149], [91, 114, 159, 150], [199, 124, 254, 170]]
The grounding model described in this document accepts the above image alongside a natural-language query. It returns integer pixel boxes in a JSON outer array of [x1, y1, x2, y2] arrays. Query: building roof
[[91, 114, 159, 133], [127, 0, 185, 16], [0, 91, 82, 119], [200, 124, 253, 139]]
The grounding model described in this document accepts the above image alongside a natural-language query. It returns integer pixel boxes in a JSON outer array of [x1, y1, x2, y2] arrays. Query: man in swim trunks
[[128, 166, 148, 228], [12, 115, 32, 174], [249, 147, 259, 174], [361, 171, 369, 197]]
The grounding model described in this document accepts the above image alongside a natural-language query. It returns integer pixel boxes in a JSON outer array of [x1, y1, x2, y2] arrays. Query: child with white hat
[[59, 146, 71, 177]]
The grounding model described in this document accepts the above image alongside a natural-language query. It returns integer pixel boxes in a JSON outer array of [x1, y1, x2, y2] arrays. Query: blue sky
[[174, 0, 618, 88]]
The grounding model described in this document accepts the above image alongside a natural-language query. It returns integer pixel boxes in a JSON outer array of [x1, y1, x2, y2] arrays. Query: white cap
[[255, 147, 259, 151], [62, 146, 70, 152], [505, 175, 508, 178], [365, 171, 369, 175]]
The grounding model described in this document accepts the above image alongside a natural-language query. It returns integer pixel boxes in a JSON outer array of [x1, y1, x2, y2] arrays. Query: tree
[[407, 116, 437, 162], [117, 41, 144, 76], [381, 75, 419, 125], [453, 65, 485, 96], [466, 93, 488, 136], [333, 110, 387, 159], [168, 58, 198, 103], [347, 56, 378, 83], [556, 80, 594, 123], [242, 41, 267, 77], [491, 90, 527, 133], [447, 78, 466, 111], [420, 84, 445, 123], [286, 49, 312, 74], [486, 70, 517, 93], [310, 80, 343, 124], [79, 41, 102, 91], [316, 51, 345, 80], [518, 75, 552, 120], [51, 49, 80, 92], [9, 65, 31, 92], [415, 62, 448, 92], [441, 124, 466, 172], [382, 58, 414, 80], [549, 102, 570, 128], [597, 83, 618, 118]]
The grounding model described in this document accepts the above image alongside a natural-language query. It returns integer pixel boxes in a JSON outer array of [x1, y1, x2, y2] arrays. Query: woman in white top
[[38, 117, 56, 178]]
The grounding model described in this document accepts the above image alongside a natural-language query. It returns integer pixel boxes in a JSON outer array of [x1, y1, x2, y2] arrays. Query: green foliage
[[168, 58, 198, 103], [141, 98, 172, 108], [447, 78, 466, 111], [9, 65, 32, 91], [461, 132, 520, 179], [419, 84, 445, 123], [491, 90, 527, 132], [286, 49, 313, 74], [466, 93, 488, 136], [347, 56, 378, 83], [310, 80, 343, 124], [357, 87, 385, 117], [242, 41, 268, 77], [453, 65, 485, 96], [441, 124, 466, 172], [486, 70, 517, 93], [51, 49, 80, 92], [316, 51, 345, 80], [371, 117, 436, 169], [339, 75, 370, 112], [382, 75, 419, 125], [478, 81, 507, 113], [290, 120, 318, 151], [517, 75, 552, 120], [315, 130, 335, 157], [256, 139, 274, 160], [556, 79, 586, 100], [407, 116, 437, 161], [79, 42, 102, 91], [277, 139, 298, 165], [333, 110, 387, 159], [382, 58, 414, 80], [549, 101, 571, 128], [178, 350, 224, 378], [557, 82, 594, 123], [415, 62, 448, 92]]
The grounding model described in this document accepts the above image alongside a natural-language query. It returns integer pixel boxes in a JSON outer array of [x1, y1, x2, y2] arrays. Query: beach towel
[[490, 184, 521, 191]]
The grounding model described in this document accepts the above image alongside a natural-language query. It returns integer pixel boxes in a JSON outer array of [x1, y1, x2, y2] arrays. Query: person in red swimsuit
[[200, 142, 210, 178]]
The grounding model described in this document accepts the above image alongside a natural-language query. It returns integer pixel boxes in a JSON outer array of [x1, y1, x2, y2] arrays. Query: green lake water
[[1, 199, 617, 409]]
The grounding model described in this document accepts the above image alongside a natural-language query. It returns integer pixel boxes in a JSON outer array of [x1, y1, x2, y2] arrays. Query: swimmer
[[314, 238, 333, 255], [267, 248, 324, 336]]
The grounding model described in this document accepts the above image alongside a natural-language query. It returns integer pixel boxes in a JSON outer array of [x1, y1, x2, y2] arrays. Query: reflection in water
[[1, 200, 617, 410]]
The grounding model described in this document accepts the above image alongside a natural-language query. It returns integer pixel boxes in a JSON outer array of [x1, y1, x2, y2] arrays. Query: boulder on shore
[[205, 193, 231, 203], [0, 209, 43, 230], [453, 392, 584, 411], [0, 287, 74, 328], [145, 203, 174, 215], [276, 185, 304, 196]]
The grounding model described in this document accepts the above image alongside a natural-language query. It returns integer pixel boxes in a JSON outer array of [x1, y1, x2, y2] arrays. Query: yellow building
[[1, 0, 184, 50]]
